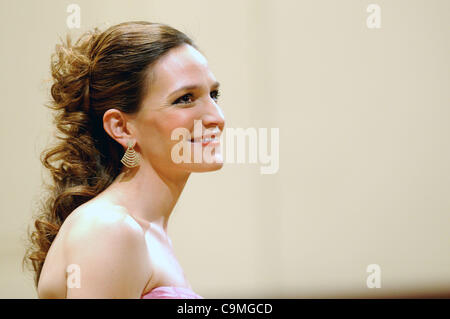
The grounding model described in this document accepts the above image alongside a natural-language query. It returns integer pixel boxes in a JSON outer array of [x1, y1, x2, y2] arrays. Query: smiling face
[[130, 43, 225, 174]]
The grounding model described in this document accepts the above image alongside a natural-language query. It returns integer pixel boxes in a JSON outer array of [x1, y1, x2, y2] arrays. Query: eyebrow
[[168, 81, 220, 98]]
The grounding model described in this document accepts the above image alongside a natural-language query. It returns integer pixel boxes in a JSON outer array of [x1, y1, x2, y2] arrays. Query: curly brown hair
[[22, 21, 196, 289]]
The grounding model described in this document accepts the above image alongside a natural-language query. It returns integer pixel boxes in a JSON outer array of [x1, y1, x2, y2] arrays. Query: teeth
[[191, 136, 219, 143]]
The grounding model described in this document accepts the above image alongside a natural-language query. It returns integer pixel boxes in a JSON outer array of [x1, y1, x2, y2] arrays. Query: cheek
[[143, 110, 196, 155], [160, 110, 196, 139]]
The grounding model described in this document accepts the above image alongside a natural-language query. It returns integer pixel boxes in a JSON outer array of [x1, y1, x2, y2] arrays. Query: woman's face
[[131, 43, 225, 174]]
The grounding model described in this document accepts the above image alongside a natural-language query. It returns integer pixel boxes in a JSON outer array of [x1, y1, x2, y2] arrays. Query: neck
[[102, 161, 190, 236]]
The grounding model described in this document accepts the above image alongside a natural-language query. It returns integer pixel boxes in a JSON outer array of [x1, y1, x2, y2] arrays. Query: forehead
[[149, 44, 216, 94]]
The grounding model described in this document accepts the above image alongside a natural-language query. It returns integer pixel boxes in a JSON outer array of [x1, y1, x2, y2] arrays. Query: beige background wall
[[0, 0, 449, 298]]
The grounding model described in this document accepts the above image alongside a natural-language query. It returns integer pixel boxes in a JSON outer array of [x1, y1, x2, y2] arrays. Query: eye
[[210, 89, 221, 101], [173, 93, 194, 105]]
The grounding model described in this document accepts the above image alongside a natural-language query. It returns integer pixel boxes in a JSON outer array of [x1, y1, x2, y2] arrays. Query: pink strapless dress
[[141, 286, 204, 299]]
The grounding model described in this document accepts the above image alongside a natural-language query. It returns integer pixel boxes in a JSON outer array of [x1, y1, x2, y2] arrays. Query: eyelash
[[173, 89, 221, 105]]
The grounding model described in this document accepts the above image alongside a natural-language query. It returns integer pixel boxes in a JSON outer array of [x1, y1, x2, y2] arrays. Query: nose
[[201, 97, 225, 132]]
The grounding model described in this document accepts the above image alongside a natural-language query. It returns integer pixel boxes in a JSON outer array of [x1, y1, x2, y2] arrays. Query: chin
[[186, 160, 224, 173], [196, 161, 224, 172], [171, 155, 224, 172], [170, 143, 225, 173]]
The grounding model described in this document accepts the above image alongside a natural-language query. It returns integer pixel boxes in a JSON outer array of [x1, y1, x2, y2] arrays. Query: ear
[[103, 109, 135, 149]]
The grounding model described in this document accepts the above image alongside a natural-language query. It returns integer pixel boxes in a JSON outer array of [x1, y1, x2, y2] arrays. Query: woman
[[23, 21, 225, 299]]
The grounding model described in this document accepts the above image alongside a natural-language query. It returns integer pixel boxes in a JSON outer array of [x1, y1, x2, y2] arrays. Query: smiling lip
[[189, 134, 220, 146]]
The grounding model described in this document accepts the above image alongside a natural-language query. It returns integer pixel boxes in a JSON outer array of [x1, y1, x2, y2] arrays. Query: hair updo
[[23, 21, 196, 289]]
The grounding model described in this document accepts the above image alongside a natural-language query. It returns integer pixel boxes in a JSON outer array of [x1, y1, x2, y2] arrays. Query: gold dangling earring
[[121, 140, 140, 168]]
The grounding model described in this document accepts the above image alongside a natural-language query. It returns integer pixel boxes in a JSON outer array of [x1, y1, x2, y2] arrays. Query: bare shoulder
[[61, 201, 152, 298], [63, 201, 145, 246]]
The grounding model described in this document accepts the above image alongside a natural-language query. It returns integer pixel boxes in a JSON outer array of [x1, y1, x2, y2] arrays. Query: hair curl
[[22, 21, 195, 289]]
